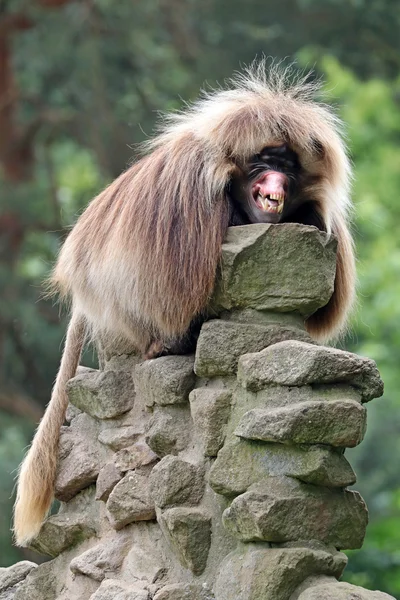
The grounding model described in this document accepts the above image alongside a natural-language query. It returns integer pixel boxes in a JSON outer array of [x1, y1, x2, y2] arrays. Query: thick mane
[[52, 62, 355, 347]]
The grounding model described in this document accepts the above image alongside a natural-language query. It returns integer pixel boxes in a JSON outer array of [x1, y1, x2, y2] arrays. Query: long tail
[[13, 312, 86, 546]]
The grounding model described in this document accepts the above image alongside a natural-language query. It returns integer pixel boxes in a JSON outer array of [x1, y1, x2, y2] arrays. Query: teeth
[[257, 192, 285, 213]]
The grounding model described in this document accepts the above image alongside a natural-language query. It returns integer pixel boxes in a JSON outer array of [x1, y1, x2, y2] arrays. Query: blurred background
[[0, 0, 399, 594]]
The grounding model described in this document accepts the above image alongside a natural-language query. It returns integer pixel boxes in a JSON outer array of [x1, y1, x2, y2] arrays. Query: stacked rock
[[1, 224, 394, 600]]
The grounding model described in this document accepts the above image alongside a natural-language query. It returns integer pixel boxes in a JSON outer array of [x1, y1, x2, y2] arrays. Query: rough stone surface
[[212, 224, 337, 315], [98, 426, 143, 450], [149, 456, 204, 508], [235, 400, 367, 447], [13, 562, 57, 600], [29, 511, 96, 557], [96, 461, 123, 501], [189, 389, 232, 456], [89, 579, 148, 599], [55, 413, 102, 501], [223, 476, 368, 549], [106, 471, 156, 529], [135, 355, 195, 407], [214, 544, 347, 600], [146, 408, 190, 456], [114, 442, 158, 472], [154, 583, 214, 600], [238, 340, 384, 402], [296, 580, 395, 600], [161, 508, 211, 575], [4, 224, 388, 600], [194, 319, 313, 377], [67, 368, 135, 418], [70, 535, 132, 582], [0, 563, 37, 594], [209, 438, 356, 495]]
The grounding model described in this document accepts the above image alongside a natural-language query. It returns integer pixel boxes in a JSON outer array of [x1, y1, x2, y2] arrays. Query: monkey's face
[[229, 144, 302, 224]]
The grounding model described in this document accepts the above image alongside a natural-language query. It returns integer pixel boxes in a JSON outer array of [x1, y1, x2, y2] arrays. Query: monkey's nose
[[254, 171, 288, 199]]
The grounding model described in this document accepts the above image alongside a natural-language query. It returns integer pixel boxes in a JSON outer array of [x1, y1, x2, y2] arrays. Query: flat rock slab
[[209, 438, 356, 496], [135, 355, 195, 407], [98, 426, 143, 450], [161, 508, 211, 575], [194, 319, 312, 377], [223, 476, 368, 549], [106, 471, 156, 529], [0, 562, 37, 594], [189, 389, 232, 456], [296, 581, 395, 600], [70, 535, 132, 582], [29, 511, 96, 557], [114, 442, 158, 472], [96, 461, 123, 502], [146, 407, 191, 456], [13, 562, 57, 600], [89, 579, 148, 600], [55, 414, 102, 502], [238, 340, 383, 402], [214, 544, 347, 600], [67, 369, 135, 419], [235, 400, 367, 447], [149, 456, 205, 508], [213, 224, 336, 315]]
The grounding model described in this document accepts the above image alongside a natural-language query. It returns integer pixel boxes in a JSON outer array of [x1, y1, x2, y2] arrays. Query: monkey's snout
[[252, 171, 287, 214]]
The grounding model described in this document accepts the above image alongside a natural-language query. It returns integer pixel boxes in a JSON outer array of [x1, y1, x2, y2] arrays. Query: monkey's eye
[[258, 144, 300, 171]]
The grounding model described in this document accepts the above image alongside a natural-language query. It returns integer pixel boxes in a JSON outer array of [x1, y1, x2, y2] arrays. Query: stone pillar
[[1, 224, 394, 600]]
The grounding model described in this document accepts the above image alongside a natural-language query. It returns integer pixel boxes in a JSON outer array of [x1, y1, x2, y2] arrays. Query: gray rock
[[238, 340, 383, 402], [0, 563, 36, 594], [146, 408, 191, 456], [98, 426, 143, 450], [296, 581, 395, 600], [135, 355, 195, 407], [67, 369, 135, 419], [209, 438, 356, 496], [212, 224, 336, 315], [89, 579, 148, 599], [14, 562, 57, 600], [70, 535, 132, 582], [29, 511, 96, 557], [189, 389, 232, 456], [96, 461, 123, 502], [65, 402, 83, 423], [55, 413, 102, 501], [223, 476, 368, 549], [154, 583, 214, 600], [149, 456, 204, 508], [122, 545, 167, 588], [114, 442, 158, 472], [194, 319, 313, 377], [214, 544, 347, 600], [161, 508, 211, 575], [106, 471, 156, 529], [235, 400, 367, 447]]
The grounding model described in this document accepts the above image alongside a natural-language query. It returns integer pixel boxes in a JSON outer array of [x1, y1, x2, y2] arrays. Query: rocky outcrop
[[4, 224, 392, 600]]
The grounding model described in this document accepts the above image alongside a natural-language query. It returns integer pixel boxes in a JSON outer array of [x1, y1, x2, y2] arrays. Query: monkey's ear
[[128, 137, 231, 340]]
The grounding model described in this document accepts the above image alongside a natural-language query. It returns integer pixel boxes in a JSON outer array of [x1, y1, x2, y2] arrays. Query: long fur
[[13, 61, 355, 546]]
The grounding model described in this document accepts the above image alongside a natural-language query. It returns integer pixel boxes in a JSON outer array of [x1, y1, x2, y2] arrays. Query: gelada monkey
[[14, 63, 355, 545]]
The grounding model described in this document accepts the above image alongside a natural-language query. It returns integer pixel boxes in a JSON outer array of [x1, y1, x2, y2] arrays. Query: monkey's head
[[228, 143, 304, 224]]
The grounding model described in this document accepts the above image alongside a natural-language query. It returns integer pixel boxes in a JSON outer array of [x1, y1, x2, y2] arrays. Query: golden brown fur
[[13, 62, 355, 546]]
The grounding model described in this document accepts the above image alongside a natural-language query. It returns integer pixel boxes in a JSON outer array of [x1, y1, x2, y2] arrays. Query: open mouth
[[251, 171, 288, 215]]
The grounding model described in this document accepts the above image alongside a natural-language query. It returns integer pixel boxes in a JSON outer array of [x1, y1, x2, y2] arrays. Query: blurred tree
[[1, 0, 400, 594]]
